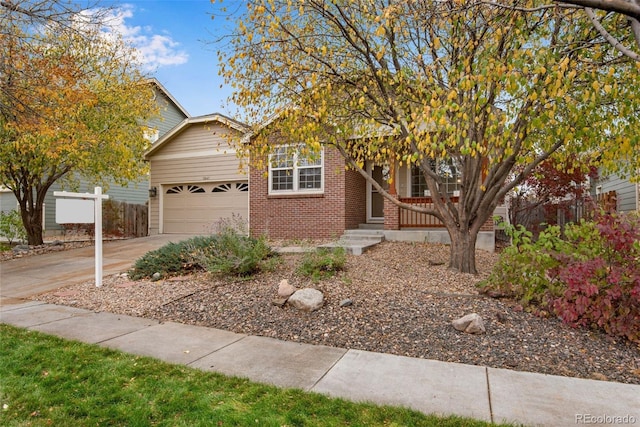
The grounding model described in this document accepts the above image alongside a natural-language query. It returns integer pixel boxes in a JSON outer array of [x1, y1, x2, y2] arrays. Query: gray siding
[[596, 172, 638, 213], [149, 87, 188, 136], [44, 178, 149, 233], [0, 191, 18, 214]]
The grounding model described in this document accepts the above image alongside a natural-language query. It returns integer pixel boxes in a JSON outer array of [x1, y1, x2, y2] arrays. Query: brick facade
[[479, 217, 495, 231], [383, 196, 400, 230], [249, 146, 366, 240]]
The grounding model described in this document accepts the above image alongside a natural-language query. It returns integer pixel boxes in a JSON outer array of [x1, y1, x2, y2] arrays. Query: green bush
[[129, 224, 273, 280], [0, 209, 27, 244], [190, 227, 272, 277], [296, 247, 347, 282], [478, 223, 570, 307], [128, 236, 216, 280]]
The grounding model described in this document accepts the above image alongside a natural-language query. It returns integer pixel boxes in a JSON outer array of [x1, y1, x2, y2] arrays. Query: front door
[[367, 164, 388, 223]]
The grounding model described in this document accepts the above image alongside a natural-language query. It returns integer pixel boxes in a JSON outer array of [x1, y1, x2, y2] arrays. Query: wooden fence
[[62, 200, 148, 239], [103, 200, 148, 237]]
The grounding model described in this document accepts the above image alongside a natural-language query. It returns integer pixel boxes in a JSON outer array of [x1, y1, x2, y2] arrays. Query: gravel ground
[[31, 241, 640, 385], [0, 240, 93, 262]]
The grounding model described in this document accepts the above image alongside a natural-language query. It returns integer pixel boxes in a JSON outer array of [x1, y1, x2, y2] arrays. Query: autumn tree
[[484, 1, 640, 61], [508, 155, 595, 232], [219, 0, 640, 273], [552, 0, 640, 61], [0, 1, 158, 245]]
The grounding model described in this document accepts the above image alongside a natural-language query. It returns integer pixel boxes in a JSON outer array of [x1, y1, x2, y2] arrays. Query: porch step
[[318, 229, 385, 255]]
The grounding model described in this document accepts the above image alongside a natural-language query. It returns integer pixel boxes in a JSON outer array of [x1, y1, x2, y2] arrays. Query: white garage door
[[163, 182, 248, 234]]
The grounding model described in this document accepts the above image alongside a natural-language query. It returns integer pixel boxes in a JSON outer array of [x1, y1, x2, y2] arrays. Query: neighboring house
[[0, 185, 15, 214], [2, 78, 189, 237], [248, 135, 497, 251], [145, 113, 249, 235], [591, 171, 639, 213]]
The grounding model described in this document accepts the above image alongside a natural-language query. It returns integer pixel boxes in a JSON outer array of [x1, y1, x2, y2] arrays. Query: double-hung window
[[269, 145, 323, 194], [410, 160, 460, 197]]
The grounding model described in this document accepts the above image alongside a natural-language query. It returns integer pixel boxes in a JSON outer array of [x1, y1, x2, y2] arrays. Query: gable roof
[[144, 113, 249, 159], [146, 77, 190, 119]]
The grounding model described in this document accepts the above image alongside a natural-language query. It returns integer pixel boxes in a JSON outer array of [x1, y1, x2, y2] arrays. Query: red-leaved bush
[[552, 213, 640, 342]]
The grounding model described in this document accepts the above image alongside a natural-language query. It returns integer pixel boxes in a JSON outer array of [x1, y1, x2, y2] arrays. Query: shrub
[[190, 228, 272, 277], [0, 210, 27, 244], [478, 223, 569, 306], [552, 213, 640, 342], [481, 213, 640, 342], [296, 247, 347, 282], [128, 236, 216, 280]]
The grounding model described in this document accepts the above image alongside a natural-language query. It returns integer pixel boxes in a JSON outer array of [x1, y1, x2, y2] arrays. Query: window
[[411, 160, 460, 197], [269, 145, 323, 194]]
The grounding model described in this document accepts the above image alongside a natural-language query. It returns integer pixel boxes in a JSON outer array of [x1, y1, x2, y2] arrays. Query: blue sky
[[103, 1, 241, 118]]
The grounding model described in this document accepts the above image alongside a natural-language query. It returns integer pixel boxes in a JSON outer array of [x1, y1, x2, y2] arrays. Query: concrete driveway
[[0, 234, 195, 305]]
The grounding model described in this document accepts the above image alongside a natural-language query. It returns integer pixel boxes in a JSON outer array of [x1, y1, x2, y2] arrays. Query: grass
[[0, 324, 503, 427]]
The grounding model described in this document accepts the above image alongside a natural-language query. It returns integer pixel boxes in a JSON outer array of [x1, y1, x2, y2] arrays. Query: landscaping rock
[[288, 288, 324, 312], [151, 272, 162, 282], [272, 298, 288, 308], [339, 298, 354, 307], [452, 313, 486, 334], [277, 279, 297, 298]]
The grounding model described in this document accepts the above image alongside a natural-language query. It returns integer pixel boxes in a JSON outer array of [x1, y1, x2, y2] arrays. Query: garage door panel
[[163, 182, 248, 234]]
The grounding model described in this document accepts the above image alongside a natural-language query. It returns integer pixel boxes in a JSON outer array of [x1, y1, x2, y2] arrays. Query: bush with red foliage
[[552, 213, 640, 342]]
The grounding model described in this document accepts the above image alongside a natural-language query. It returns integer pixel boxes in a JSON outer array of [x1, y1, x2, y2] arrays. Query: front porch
[[363, 163, 496, 252], [352, 222, 496, 253], [361, 196, 496, 252]]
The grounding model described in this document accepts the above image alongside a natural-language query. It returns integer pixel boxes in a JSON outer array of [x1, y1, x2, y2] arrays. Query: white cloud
[[100, 5, 189, 71]]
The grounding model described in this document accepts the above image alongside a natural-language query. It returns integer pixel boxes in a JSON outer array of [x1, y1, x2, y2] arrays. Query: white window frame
[[268, 145, 324, 195]]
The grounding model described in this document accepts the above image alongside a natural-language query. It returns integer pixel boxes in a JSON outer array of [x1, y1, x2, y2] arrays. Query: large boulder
[[288, 288, 324, 312]]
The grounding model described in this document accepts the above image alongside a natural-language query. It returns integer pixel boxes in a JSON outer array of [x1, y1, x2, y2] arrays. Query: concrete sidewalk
[[1, 301, 638, 426]]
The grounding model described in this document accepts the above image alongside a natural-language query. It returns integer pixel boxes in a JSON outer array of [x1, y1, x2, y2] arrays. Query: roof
[[144, 113, 250, 159]]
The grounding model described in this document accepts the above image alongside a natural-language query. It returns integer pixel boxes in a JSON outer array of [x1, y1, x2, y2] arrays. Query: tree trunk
[[20, 204, 44, 246], [448, 227, 479, 274]]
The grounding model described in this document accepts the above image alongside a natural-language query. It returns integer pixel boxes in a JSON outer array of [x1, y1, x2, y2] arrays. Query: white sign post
[[54, 187, 109, 287]]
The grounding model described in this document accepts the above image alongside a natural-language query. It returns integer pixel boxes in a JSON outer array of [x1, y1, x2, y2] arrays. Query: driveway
[[0, 234, 195, 306]]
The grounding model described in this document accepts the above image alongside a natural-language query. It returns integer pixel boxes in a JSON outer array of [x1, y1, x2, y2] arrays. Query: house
[[145, 113, 249, 234], [248, 138, 497, 252], [591, 171, 639, 213], [1, 78, 189, 237]]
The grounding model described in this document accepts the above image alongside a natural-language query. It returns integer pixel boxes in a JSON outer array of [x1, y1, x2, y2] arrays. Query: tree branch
[[555, 0, 640, 21], [584, 7, 640, 60], [479, 1, 577, 12]]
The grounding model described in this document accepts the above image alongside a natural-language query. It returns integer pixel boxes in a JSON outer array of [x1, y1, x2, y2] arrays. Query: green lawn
[[0, 324, 505, 426]]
